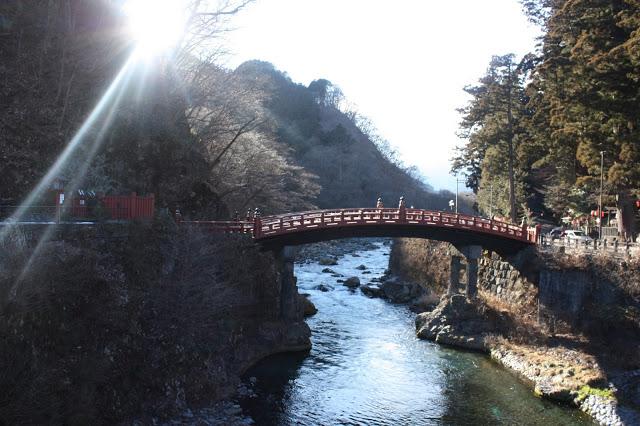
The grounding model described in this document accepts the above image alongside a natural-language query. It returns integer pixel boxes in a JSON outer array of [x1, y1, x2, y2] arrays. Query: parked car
[[547, 227, 565, 240], [564, 229, 593, 243]]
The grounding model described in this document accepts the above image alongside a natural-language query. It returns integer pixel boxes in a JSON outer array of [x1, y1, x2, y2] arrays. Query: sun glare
[[124, 0, 188, 54]]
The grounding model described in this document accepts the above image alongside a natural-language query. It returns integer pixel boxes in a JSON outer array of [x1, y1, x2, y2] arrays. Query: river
[[239, 241, 593, 425]]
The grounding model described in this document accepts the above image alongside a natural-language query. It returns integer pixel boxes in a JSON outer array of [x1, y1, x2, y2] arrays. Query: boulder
[[361, 284, 384, 298], [380, 277, 421, 303], [355, 264, 367, 270], [313, 284, 333, 292], [415, 294, 492, 352], [343, 277, 361, 288], [321, 268, 335, 274], [319, 257, 338, 266], [299, 294, 318, 317]]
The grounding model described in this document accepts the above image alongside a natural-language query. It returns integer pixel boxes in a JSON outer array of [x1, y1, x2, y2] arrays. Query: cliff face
[[0, 219, 309, 424], [388, 238, 451, 296]]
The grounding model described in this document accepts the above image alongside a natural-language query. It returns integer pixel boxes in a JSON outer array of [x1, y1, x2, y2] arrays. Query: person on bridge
[[398, 196, 406, 209], [376, 197, 384, 209]]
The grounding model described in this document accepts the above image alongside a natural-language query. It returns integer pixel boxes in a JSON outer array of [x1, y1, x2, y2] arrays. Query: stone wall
[[391, 238, 640, 340], [478, 251, 538, 313]]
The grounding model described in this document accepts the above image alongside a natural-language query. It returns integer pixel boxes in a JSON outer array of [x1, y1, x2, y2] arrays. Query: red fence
[[63, 192, 154, 220], [180, 220, 253, 234], [100, 193, 154, 220]]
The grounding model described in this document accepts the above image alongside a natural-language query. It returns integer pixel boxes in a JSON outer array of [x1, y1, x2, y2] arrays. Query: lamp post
[[599, 151, 604, 240], [489, 184, 494, 219], [455, 177, 465, 214]]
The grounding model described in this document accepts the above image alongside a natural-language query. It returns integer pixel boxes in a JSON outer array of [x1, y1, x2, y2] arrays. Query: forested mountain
[[0, 1, 457, 220], [453, 0, 639, 236]]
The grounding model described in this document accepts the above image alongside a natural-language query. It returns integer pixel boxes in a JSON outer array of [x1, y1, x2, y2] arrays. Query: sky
[[223, 0, 541, 191]]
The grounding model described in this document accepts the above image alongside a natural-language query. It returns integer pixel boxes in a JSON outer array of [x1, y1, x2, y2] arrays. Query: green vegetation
[[453, 0, 640, 236], [575, 385, 615, 402]]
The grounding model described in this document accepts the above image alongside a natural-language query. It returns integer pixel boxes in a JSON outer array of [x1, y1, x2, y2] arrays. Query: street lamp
[[489, 184, 494, 219], [599, 151, 604, 240], [455, 177, 465, 214]]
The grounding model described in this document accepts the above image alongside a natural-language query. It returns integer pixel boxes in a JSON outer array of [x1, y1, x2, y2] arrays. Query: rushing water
[[239, 241, 593, 425]]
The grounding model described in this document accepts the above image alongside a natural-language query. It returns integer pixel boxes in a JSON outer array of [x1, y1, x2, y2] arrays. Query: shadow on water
[[241, 352, 308, 425]]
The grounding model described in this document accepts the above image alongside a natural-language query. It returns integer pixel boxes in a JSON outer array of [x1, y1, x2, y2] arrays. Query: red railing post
[[399, 196, 406, 223]]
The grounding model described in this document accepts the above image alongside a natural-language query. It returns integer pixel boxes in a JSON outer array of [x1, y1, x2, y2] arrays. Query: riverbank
[[389, 238, 640, 425], [414, 294, 639, 425]]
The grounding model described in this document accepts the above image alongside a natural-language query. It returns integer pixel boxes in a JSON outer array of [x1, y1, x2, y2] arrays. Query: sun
[[124, 0, 188, 54]]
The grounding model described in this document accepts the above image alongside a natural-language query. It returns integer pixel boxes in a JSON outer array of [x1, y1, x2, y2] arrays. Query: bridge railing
[[256, 208, 532, 242], [180, 220, 253, 234]]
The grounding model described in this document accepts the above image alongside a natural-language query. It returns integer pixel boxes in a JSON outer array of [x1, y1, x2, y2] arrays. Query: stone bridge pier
[[448, 245, 483, 298], [275, 246, 300, 320]]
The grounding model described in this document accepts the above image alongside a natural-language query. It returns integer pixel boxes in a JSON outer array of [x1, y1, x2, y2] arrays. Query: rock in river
[[313, 284, 333, 292], [299, 294, 318, 317], [361, 284, 384, 298], [343, 277, 361, 288], [380, 277, 423, 303]]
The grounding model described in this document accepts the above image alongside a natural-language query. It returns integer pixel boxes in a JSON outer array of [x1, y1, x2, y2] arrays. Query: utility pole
[[456, 179, 459, 214], [506, 59, 517, 224], [455, 177, 465, 214], [599, 151, 604, 240], [489, 184, 494, 219]]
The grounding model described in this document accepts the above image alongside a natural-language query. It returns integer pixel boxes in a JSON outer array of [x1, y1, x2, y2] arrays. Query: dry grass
[[489, 335, 607, 391]]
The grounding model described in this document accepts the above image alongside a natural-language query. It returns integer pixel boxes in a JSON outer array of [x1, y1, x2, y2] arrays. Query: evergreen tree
[[524, 0, 640, 237], [453, 54, 532, 222]]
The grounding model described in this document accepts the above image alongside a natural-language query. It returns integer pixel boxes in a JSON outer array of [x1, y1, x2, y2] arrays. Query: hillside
[[233, 60, 457, 211], [0, 1, 462, 220]]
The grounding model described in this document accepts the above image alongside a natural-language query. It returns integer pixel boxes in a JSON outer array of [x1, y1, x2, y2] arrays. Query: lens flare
[[124, 0, 188, 54]]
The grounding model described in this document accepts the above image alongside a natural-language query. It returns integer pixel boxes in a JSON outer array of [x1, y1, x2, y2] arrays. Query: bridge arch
[[182, 207, 539, 315], [252, 208, 535, 256]]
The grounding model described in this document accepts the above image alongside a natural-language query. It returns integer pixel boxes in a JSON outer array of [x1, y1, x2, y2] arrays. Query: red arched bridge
[[180, 207, 539, 255]]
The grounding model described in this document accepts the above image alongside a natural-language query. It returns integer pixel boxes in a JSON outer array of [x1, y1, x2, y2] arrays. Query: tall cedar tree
[[453, 54, 532, 222], [524, 0, 640, 238]]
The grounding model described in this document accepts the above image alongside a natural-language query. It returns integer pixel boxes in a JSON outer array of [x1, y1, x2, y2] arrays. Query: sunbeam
[[0, 53, 137, 243], [11, 65, 136, 294]]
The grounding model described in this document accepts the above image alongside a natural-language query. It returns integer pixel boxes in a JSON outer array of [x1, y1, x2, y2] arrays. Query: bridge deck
[[181, 208, 538, 253]]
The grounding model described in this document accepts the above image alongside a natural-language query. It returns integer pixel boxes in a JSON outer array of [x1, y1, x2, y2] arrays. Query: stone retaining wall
[[478, 251, 538, 311]]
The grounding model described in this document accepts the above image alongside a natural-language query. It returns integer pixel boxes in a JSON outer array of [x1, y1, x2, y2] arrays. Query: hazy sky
[[224, 0, 540, 191]]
